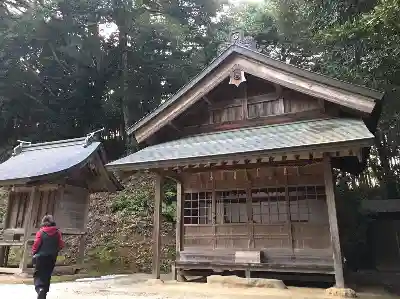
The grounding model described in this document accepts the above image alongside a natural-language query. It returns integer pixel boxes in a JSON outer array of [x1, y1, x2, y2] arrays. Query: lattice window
[[183, 192, 212, 225], [217, 190, 247, 224], [288, 185, 325, 222], [251, 185, 326, 224], [252, 187, 287, 224]]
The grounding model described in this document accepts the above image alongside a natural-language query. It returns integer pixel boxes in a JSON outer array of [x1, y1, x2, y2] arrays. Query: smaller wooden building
[[0, 132, 122, 274]]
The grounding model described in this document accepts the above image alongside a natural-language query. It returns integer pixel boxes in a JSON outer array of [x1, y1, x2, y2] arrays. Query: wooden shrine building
[[106, 31, 384, 288], [0, 132, 122, 274]]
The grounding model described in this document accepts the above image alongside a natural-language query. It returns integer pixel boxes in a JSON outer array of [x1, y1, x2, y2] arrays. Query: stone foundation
[[146, 279, 165, 285], [206, 275, 287, 289], [325, 287, 357, 298]]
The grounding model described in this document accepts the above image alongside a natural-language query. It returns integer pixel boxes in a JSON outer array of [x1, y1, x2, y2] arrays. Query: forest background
[[0, 0, 399, 273]]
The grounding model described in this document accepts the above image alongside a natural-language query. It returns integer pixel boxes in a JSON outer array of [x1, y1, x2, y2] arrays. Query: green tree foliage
[[0, 0, 224, 159]]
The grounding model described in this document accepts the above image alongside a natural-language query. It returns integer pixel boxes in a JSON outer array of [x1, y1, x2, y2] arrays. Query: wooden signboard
[[235, 251, 261, 264]]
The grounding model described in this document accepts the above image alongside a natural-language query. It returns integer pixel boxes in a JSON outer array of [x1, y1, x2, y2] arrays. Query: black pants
[[33, 255, 57, 295]]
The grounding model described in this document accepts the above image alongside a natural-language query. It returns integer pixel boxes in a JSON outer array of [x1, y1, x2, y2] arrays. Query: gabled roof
[[108, 118, 373, 171], [128, 44, 384, 141], [0, 137, 122, 191]]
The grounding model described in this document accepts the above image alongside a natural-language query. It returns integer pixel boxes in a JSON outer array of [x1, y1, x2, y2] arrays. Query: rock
[[206, 275, 287, 289], [146, 278, 165, 285], [325, 287, 357, 298]]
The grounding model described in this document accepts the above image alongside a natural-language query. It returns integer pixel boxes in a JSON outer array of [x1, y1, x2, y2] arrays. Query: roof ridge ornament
[[84, 127, 105, 148], [229, 64, 246, 87], [218, 29, 258, 55], [12, 140, 32, 156]]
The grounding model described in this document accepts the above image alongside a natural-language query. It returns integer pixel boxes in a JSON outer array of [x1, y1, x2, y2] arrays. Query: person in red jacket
[[32, 215, 64, 299]]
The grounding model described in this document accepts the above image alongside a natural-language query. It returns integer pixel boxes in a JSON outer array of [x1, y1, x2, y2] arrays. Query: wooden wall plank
[[19, 187, 36, 272], [54, 185, 88, 230], [77, 193, 90, 268]]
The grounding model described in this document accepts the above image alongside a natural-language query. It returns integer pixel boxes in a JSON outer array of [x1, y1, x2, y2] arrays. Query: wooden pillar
[[174, 182, 183, 281], [211, 181, 216, 249], [19, 187, 37, 272], [246, 180, 254, 248], [285, 169, 294, 255], [152, 174, 164, 279], [323, 154, 345, 288], [176, 182, 183, 254]]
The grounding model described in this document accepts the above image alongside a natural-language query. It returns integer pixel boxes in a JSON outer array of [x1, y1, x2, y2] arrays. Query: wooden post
[[211, 181, 216, 249], [174, 182, 183, 281], [19, 187, 37, 272], [176, 182, 183, 254], [285, 170, 294, 255], [323, 154, 345, 288], [152, 174, 164, 279], [246, 183, 254, 248]]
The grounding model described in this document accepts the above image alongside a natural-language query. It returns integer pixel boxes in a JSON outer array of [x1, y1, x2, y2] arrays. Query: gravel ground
[[0, 274, 398, 299]]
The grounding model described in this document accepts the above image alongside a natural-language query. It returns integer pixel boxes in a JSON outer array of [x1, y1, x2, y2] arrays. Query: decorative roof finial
[[229, 64, 246, 87], [218, 29, 258, 55], [12, 140, 32, 156], [84, 127, 105, 148]]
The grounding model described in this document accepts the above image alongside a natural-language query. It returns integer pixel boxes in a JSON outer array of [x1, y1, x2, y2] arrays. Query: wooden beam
[[19, 187, 37, 272], [12, 184, 59, 192], [323, 154, 345, 288], [176, 160, 323, 173], [152, 174, 164, 279], [274, 83, 283, 98], [242, 83, 248, 120]]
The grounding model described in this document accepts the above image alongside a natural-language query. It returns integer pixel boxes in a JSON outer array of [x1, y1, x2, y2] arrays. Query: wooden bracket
[[202, 96, 212, 105], [168, 121, 181, 132]]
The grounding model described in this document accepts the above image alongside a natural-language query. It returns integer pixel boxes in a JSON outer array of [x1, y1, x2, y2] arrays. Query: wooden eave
[[128, 45, 384, 144], [107, 139, 372, 173]]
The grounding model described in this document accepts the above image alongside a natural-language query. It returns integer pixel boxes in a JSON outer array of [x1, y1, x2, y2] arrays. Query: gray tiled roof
[[108, 118, 374, 170], [0, 137, 100, 184]]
